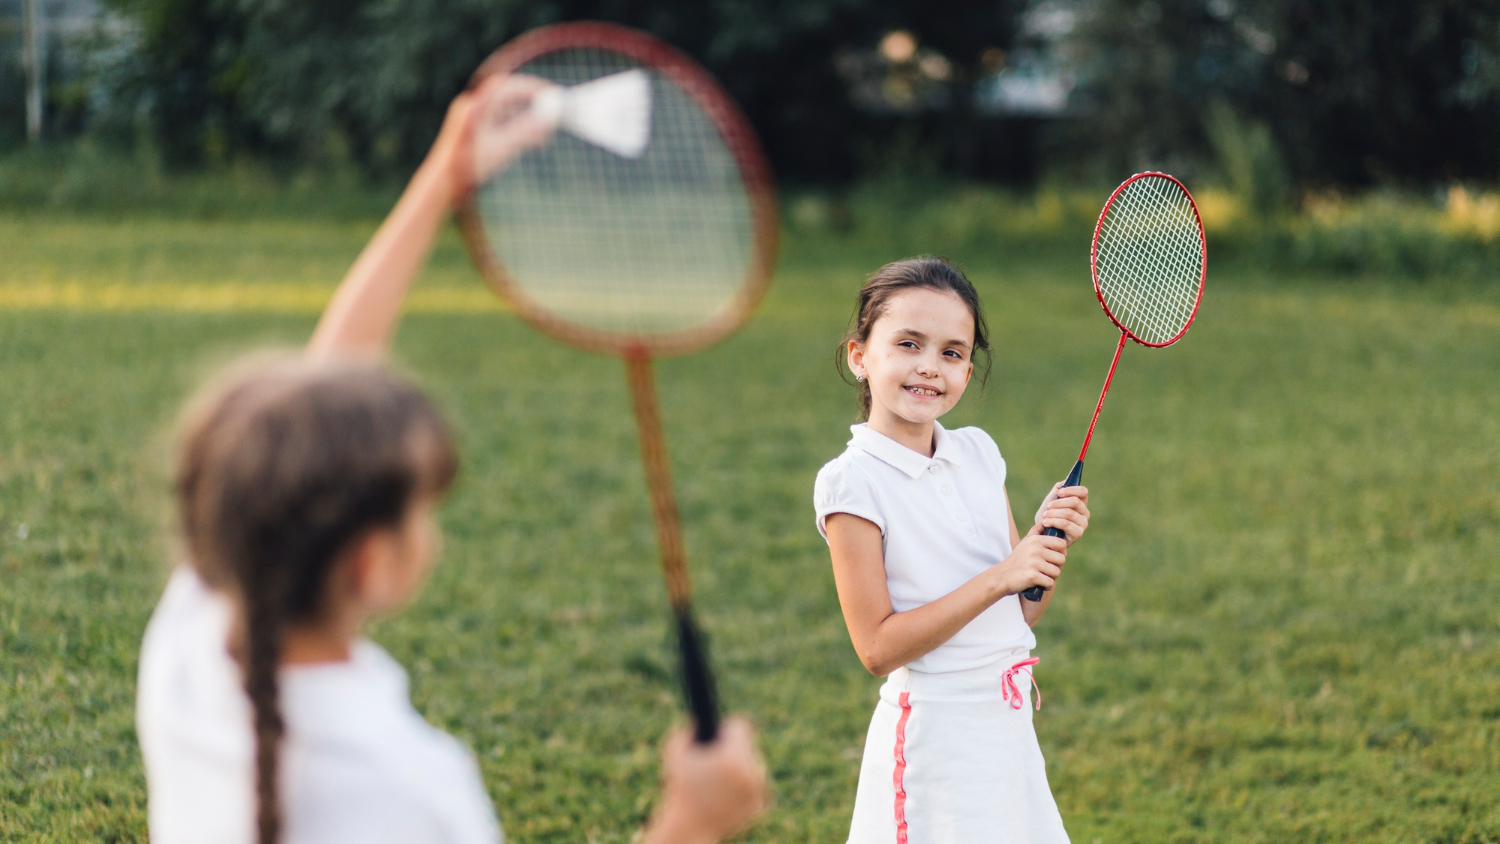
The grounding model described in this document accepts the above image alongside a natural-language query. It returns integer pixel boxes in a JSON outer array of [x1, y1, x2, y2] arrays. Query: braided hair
[[837, 256, 992, 420], [174, 354, 457, 844]]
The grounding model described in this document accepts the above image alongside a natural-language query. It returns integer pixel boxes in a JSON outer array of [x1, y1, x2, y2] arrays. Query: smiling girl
[[813, 257, 1090, 843]]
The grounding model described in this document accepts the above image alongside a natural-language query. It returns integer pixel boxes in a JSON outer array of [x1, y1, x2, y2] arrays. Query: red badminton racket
[[1022, 172, 1207, 601], [456, 23, 778, 740]]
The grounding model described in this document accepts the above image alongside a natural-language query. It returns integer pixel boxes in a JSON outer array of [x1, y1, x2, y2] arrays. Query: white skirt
[[847, 654, 1069, 844]]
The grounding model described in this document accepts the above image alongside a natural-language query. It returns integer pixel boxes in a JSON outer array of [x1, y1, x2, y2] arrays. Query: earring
[[855, 373, 866, 382]]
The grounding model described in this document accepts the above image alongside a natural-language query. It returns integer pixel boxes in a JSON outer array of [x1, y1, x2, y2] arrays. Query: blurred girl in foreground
[[136, 72, 767, 844]]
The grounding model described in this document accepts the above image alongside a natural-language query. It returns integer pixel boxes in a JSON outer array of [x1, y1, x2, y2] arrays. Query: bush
[[1195, 186, 1500, 280], [783, 176, 1500, 282], [6, 142, 1495, 281], [0, 142, 398, 220]]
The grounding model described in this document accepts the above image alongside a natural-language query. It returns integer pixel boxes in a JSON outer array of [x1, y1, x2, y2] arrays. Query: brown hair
[[173, 354, 457, 844], [836, 256, 992, 419]]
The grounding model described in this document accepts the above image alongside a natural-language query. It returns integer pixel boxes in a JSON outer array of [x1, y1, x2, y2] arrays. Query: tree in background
[[105, 0, 1027, 181], [1065, 0, 1500, 191], [66, 0, 1500, 189]]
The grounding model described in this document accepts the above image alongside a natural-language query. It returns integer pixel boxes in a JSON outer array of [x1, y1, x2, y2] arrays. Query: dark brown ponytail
[[836, 256, 992, 420], [174, 354, 458, 844]]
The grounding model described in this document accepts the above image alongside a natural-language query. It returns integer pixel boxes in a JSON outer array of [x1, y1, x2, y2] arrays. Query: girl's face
[[849, 288, 976, 430]]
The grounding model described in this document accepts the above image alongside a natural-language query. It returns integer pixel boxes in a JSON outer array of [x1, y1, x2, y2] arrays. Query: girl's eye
[[899, 340, 918, 350], [944, 349, 963, 359]]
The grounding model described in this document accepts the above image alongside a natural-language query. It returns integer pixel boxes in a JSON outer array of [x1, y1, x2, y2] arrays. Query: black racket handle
[[674, 604, 721, 744], [1022, 459, 1084, 603]]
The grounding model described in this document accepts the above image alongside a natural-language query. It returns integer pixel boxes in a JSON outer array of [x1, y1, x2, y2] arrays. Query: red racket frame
[[1074, 171, 1207, 464], [1024, 172, 1206, 602], [455, 22, 784, 742], [457, 21, 780, 359]]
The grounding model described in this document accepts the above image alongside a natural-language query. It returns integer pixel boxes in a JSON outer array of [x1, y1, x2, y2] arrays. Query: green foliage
[[3, 201, 1500, 842], [103, 0, 1027, 179], [1184, 185, 1500, 279], [1067, 0, 1500, 187], [1203, 100, 1287, 217], [0, 142, 399, 219], [26, 0, 1500, 190]]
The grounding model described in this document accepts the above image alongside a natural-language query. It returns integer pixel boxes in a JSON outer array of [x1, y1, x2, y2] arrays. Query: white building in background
[[2, 0, 127, 140], [834, 1, 1086, 120], [974, 1, 1082, 117]]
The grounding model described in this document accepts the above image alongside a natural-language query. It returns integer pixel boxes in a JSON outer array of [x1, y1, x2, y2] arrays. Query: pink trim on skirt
[[892, 691, 912, 844]]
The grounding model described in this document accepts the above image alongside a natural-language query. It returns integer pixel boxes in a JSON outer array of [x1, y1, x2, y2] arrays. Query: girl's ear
[[964, 361, 973, 385], [847, 339, 865, 377], [342, 530, 402, 611]]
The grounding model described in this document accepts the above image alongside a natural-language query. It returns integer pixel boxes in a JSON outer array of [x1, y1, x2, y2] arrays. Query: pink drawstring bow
[[1002, 657, 1042, 711]]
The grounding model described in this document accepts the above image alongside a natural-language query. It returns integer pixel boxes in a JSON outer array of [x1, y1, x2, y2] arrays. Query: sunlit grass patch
[[2, 212, 1498, 843], [0, 281, 503, 314]]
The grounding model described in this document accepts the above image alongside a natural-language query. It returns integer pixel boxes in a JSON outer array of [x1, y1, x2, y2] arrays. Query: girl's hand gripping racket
[[456, 23, 779, 740], [1023, 173, 1207, 601]]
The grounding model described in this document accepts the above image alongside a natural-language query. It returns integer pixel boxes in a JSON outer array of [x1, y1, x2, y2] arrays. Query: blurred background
[[3, 0, 1500, 270], [2, 2, 1498, 842]]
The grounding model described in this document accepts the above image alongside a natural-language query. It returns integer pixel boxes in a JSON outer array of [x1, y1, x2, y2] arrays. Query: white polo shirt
[[137, 567, 504, 844], [814, 421, 1035, 674]]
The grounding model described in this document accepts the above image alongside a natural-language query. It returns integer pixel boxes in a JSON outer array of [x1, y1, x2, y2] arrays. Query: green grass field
[[1, 208, 1498, 843]]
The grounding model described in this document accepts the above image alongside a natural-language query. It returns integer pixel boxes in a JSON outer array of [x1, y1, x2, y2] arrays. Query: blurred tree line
[[16, 0, 1500, 191], [93, 0, 1030, 182], [1066, 0, 1500, 198]]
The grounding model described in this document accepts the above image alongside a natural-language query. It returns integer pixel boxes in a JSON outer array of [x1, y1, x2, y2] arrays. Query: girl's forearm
[[307, 154, 455, 357], [1020, 585, 1052, 627], [859, 572, 1007, 676]]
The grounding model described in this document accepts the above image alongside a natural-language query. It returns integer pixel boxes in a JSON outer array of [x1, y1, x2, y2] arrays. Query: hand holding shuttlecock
[[461, 68, 653, 190], [530, 69, 653, 159]]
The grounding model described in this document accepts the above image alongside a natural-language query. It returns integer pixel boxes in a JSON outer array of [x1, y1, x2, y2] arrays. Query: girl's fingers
[[1044, 505, 1089, 531], [1042, 518, 1082, 538], [1047, 495, 1088, 514], [472, 72, 552, 118], [467, 77, 558, 186], [1043, 510, 1087, 527], [494, 72, 552, 103], [1037, 535, 1069, 552]]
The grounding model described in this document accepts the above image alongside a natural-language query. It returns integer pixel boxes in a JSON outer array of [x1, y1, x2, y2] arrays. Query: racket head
[[457, 22, 779, 358], [1090, 172, 1207, 348]]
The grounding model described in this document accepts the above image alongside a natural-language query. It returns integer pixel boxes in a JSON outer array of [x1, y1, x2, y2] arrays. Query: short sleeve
[[813, 458, 886, 541], [958, 426, 1007, 487]]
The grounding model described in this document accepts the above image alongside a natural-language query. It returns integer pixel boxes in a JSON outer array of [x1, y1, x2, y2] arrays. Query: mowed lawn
[[1, 212, 1498, 843]]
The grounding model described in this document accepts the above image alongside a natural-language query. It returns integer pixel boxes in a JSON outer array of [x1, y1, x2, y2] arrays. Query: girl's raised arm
[[308, 74, 552, 358]]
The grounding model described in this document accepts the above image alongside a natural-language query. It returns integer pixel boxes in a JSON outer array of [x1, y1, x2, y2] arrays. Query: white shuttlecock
[[532, 69, 652, 159]]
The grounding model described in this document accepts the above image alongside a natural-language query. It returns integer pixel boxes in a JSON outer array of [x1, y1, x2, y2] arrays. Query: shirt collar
[[848, 421, 962, 479]]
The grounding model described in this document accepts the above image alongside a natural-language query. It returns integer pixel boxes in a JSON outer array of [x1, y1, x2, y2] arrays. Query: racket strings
[[475, 47, 757, 341], [1094, 176, 1204, 345], [1099, 185, 1197, 342], [1098, 184, 1199, 343]]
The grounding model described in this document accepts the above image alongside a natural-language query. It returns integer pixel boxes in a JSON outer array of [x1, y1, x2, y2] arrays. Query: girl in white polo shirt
[[814, 257, 1091, 843]]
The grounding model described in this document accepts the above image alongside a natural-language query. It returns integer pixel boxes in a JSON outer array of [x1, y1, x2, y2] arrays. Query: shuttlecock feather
[[532, 69, 652, 159]]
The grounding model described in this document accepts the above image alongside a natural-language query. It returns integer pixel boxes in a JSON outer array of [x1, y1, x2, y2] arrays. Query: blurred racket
[[456, 22, 778, 741], [1023, 172, 1206, 602]]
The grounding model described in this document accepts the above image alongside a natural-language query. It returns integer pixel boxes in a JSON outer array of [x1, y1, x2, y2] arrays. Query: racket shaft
[[624, 354, 692, 605], [1022, 460, 1083, 602], [624, 353, 721, 741]]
